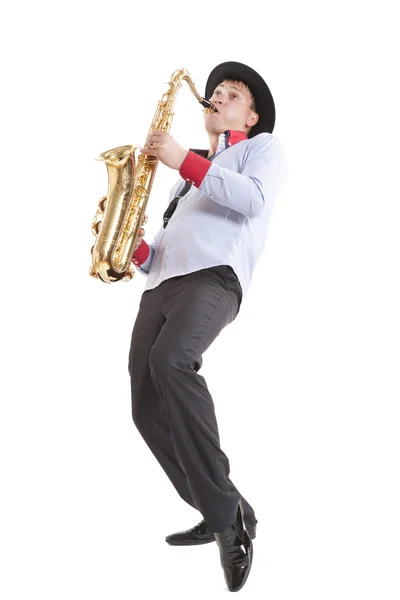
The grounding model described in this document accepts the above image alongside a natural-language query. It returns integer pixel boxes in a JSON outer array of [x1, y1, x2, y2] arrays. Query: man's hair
[[221, 79, 256, 112]]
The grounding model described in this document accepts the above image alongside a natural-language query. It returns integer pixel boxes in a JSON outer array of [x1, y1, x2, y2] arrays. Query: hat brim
[[205, 61, 275, 137]]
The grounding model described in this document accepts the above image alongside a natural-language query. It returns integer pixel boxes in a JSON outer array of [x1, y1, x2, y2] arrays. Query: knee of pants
[[129, 370, 149, 427], [149, 342, 195, 380], [130, 389, 152, 432], [130, 385, 141, 427], [149, 343, 175, 379]]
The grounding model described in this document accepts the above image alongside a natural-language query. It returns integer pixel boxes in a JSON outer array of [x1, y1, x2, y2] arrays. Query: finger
[[146, 133, 164, 147], [145, 134, 162, 145], [140, 144, 158, 154]]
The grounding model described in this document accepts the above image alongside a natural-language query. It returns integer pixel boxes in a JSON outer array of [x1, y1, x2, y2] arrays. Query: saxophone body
[[90, 68, 214, 283]]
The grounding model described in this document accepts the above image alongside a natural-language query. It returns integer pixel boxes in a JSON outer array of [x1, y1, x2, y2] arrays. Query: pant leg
[[128, 282, 197, 509], [147, 267, 256, 533]]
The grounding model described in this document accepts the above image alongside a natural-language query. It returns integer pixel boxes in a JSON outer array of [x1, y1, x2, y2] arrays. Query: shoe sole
[[166, 528, 256, 546]]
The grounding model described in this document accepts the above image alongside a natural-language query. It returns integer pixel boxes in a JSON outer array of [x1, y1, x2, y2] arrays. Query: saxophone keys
[[98, 196, 107, 212]]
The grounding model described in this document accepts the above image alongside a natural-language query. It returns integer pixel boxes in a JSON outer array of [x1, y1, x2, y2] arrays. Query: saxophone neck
[[172, 69, 216, 112]]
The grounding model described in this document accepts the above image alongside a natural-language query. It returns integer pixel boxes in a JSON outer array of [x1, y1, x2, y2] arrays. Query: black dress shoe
[[166, 517, 256, 546], [214, 500, 253, 592]]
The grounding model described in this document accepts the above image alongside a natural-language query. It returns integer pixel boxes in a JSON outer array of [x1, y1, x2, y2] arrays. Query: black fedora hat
[[205, 61, 276, 137]]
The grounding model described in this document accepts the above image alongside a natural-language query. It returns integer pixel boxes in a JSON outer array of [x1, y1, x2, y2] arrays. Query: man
[[128, 61, 287, 592]]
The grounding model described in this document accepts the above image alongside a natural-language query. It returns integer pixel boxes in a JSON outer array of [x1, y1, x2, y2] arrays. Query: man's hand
[[140, 131, 188, 170], [133, 226, 145, 253]]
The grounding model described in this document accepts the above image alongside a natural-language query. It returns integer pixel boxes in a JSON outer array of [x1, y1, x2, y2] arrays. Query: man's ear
[[246, 112, 259, 128]]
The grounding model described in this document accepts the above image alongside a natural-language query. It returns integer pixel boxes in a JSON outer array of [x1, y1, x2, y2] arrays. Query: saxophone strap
[[163, 151, 216, 229]]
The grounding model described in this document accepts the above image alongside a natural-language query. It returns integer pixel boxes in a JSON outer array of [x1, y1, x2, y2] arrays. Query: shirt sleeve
[[188, 134, 288, 218]]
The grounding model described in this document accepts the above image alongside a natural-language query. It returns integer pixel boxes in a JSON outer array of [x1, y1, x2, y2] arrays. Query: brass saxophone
[[90, 68, 215, 283]]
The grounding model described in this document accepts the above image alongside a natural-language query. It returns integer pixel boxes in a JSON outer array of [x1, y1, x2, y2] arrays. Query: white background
[[1, 1, 399, 598]]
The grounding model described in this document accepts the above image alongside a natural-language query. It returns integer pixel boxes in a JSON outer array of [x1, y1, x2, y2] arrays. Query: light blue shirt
[[135, 131, 288, 300]]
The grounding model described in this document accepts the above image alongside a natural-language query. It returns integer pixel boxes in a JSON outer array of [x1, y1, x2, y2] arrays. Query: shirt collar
[[221, 129, 248, 149]]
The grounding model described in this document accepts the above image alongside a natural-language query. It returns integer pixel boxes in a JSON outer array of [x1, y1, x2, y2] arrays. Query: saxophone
[[90, 68, 215, 283]]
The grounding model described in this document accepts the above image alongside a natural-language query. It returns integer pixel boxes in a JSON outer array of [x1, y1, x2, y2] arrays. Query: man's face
[[203, 80, 258, 135]]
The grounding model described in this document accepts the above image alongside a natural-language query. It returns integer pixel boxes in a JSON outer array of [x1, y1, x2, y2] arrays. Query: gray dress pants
[[128, 264, 257, 533]]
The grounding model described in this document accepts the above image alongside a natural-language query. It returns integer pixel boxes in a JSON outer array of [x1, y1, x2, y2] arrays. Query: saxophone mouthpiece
[[201, 98, 217, 113]]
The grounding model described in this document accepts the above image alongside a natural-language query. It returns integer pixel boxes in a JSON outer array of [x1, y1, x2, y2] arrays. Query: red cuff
[[131, 239, 150, 266], [179, 151, 212, 187]]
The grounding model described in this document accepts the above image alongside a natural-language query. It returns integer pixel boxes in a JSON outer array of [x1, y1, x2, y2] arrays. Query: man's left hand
[[140, 131, 188, 170]]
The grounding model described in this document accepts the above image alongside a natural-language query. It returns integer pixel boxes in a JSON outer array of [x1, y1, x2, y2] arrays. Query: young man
[[128, 61, 287, 592]]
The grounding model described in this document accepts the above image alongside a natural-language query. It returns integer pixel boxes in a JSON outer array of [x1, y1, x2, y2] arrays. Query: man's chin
[[204, 122, 226, 135]]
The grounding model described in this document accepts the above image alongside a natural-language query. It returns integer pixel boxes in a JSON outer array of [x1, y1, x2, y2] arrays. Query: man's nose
[[212, 95, 224, 106]]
